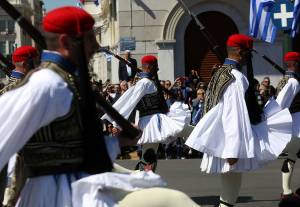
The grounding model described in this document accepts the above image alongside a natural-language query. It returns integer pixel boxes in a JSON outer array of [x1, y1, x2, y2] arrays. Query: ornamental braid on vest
[[13, 61, 112, 177], [276, 76, 300, 114], [135, 76, 169, 117], [0, 77, 22, 96], [204, 64, 235, 114]]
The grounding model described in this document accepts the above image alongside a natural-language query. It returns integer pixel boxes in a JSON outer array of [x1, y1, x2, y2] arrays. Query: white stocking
[[219, 172, 242, 207]]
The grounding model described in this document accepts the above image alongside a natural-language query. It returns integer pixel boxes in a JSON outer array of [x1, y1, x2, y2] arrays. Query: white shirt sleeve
[[101, 78, 157, 123], [0, 69, 73, 171], [221, 70, 253, 156], [276, 78, 300, 109]]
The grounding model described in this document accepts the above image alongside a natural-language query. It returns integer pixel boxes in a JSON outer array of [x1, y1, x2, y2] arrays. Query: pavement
[[116, 158, 300, 207]]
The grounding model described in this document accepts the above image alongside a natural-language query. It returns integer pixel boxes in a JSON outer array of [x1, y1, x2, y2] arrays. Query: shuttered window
[[198, 50, 222, 83]]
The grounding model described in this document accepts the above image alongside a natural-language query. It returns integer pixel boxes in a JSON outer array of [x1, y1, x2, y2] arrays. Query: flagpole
[[283, 0, 294, 59], [291, 0, 300, 51], [283, 29, 293, 55]]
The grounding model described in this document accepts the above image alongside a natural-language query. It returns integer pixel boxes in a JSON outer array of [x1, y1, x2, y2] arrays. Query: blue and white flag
[[250, 0, 277, 43], [292, 0, 300, 37]]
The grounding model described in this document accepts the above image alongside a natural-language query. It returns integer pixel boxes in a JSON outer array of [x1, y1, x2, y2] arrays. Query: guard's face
[[239, 48, 251, 65], [150, 62, 159, 74], [285, 61, 300, 72], [58, 31, 99, 68], [83, 30, 100, 61]]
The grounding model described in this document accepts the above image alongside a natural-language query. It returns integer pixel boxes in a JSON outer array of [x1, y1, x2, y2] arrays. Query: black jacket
[[118, 57, 137, 81]]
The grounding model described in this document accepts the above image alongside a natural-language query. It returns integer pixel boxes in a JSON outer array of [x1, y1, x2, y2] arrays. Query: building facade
[[84, 0, 300, 84], [0, 0, 43, 79], [0, 0, 43, 55]]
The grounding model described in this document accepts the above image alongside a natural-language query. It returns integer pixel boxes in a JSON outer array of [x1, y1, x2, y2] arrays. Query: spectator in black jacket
[[118, 50, 137, 82]]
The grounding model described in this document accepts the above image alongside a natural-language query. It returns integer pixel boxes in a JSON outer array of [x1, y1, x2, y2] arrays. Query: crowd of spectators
[[91, 72, 277, 160]]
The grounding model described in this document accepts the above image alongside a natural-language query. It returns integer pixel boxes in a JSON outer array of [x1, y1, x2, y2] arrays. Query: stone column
[[156, 40, 176, 81]]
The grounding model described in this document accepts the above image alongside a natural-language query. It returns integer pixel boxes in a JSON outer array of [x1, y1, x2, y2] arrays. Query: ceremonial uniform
[[0, 70, 25, 205], [276, 52, 300, 197], [0, 46, 38, 207], [0, 7, 200, 207], [102, 56, 191, 170], [0, 46, 38, 96], [0, 7, 116, 207], [186, 34, 292, 207], [0, 70, 25, 206]]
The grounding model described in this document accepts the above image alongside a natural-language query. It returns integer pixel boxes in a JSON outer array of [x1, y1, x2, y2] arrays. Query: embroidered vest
[[17, 61, 112, 177], [0, 77, 22, 95], [135, 77, 169, 117], [204, 64, 235, 114], [277, 76, 300, 114]]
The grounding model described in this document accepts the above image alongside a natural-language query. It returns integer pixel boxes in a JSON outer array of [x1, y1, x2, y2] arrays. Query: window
[[110, 0, 117, 20], [0, 20, 6, 33], [9, 41, 15, 54], [0, 41, 6, 54], [7, 20, 15, 34]]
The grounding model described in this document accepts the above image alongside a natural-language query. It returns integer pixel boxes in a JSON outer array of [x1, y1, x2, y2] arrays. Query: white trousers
[[282, 137, 300, 195]]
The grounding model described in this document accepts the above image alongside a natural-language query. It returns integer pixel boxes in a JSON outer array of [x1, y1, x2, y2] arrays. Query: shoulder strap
[[10, 62, 79, 98], [276, 77, 289, 96]]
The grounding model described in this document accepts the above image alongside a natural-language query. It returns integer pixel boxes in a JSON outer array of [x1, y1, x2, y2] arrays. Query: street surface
[[116, 158, 300, 207]]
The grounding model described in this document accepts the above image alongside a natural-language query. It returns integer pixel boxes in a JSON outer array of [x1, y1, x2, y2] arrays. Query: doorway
[[184, 11, 239, 84]]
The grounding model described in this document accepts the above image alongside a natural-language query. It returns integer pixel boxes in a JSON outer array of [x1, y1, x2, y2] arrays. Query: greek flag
[[249, 0, 277, 43], [292, 0, 300, 37]]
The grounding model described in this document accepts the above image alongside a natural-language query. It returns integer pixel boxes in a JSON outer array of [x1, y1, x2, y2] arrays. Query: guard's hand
[[227, 158, 239, 166], [115, 125, 142, 147]]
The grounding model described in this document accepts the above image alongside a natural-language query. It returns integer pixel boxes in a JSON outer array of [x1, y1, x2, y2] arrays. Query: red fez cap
[[43, 6, 95, 35], [227, 34, 253, 49], [284, 52, 300, 62], [12, 46, 38, 63], [141, 55, 157, 65]]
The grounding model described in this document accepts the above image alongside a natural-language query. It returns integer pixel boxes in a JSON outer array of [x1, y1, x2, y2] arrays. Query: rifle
[[245, 53, 263, 125], [252, 49, 285, 75], [0, 0, 46, 49], [177, 0, 225, 62], [0, 0, 141, 139], [177, 1, 263, 123], [98, 47, 142, 72]]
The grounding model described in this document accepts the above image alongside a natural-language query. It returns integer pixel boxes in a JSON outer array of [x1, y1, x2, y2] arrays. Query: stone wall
[[94, 0, 284, 85]]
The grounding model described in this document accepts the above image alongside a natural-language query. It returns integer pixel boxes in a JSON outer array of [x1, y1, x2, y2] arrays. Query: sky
[[43, 0, 77, 11]]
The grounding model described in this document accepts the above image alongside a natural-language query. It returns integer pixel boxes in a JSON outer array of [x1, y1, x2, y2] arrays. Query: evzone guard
[[186, 34, 293, 207]]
